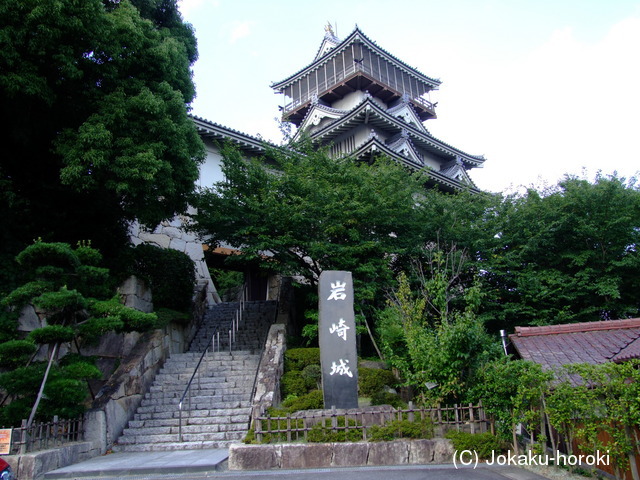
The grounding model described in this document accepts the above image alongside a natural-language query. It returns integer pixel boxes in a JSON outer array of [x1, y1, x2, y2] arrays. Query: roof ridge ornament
[[324, 22, 339, 42]]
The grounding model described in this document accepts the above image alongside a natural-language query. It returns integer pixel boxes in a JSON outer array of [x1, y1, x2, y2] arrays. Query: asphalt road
[[71, 464, 549, 480]]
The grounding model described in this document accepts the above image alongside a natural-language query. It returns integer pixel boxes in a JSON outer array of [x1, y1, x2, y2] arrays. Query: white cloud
[[178, 0, 219, 17], [465, 16, 640, 192], [229, 21, 255, 44]]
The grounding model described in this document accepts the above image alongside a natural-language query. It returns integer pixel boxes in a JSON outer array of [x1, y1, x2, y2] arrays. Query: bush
[[131, 244, 195, 311], [0, 340, 36, 368], [307, 417, 363, 443], [445, 431, 506, 459], [281, 371, 307, 398], [284, 348, 320, 372], [358, 367, 396, 397], [277, 390, 324, 413], [28, 325, 76, 344], [301, 364, 321, 390], [370, 391, 406, 408], [368, 418, 434, 441]]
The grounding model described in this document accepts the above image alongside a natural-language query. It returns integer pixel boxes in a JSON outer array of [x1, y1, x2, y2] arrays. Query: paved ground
[[44, 448, 553, 480]]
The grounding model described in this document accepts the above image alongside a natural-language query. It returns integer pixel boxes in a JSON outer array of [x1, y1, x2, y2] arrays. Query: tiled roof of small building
[[509, 318, 640, 370]]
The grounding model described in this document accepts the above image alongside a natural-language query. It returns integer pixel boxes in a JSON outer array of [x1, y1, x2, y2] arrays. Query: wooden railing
[[3, 416, 84, 454], [253, 402, 489, 443]]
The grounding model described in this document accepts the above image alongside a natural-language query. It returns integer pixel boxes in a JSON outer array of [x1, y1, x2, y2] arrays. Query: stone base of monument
[[228, 438, 454, 470]]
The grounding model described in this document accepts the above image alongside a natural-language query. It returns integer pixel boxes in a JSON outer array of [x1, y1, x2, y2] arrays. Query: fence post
[[256, 416, 262, 443], [20, 419, 27, 455], [455, 404, 460, 432], [408, 401, 414, 422], [469, 403, 475, 434], [331, 406, 337, 432]]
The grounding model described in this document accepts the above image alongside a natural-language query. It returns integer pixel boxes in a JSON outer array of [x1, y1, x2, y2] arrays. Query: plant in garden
[[560, 361, 640, 480], [0, 241, 158, 425], [472, 358, 551, 453], [377, 247, 500, 404]]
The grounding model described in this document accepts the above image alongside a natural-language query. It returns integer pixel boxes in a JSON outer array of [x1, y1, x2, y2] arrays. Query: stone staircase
[[113, 300, 277, 452]]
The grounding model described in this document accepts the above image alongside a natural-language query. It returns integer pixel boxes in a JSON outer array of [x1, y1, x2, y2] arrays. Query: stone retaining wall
[[251, 323, 287, 417], [229, 439, 454, 470]]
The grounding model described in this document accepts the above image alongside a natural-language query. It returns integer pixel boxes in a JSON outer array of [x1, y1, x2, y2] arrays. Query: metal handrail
[[177, 283, 248, 442]]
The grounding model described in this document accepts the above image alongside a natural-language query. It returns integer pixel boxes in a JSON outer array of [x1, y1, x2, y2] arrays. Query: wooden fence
[[3, 416, 84, 454], [253, 402, 489, 443]]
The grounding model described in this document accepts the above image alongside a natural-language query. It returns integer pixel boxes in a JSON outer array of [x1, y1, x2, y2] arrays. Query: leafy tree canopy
[[0, 241, 159, 425], [479, 173, 640, 329], [0, 0, 204, 268], [193, 143, 427, 307]]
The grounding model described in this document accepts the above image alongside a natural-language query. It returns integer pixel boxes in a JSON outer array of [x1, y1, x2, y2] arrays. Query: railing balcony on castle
[[282, 62, 436, 117], [2, 416, 84, 454], [253, 402, 488, 443]]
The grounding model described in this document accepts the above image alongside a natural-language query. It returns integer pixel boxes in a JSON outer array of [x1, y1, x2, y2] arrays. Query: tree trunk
[[27, 342, 59, 428]]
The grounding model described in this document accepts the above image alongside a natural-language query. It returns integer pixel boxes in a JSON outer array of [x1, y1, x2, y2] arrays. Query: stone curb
[[229, 438, 454, 470]]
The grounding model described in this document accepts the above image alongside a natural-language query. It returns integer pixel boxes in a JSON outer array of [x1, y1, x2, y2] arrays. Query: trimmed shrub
[[277, 390, 324, 413], [445, 431, 507, 459], [281, 371, 307, 398], [131, 244, 195, 311], [368, 418, 434, 441], [358, 367, 396, 397], [370, 390, 406, 408], [301, 364, 321, 390], [0, 340, 36, 368], [284, 348, 320, 372], [307, 417, 363, 443]]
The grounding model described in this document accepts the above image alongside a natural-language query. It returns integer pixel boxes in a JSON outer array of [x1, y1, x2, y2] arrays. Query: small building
[[508, 318, 640, 368]]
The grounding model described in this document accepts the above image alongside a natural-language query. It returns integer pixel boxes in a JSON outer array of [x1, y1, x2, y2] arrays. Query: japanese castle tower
[[271, 26, 485, 192]]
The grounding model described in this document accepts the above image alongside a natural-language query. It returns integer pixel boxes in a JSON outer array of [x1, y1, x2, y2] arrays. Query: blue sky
[[178, 0, 640, 193]]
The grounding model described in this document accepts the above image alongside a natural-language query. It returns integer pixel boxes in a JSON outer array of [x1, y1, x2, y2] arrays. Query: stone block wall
[[251, 323, 287, 418], [228, 439, 454, 470], [129, 215, 220, 305]]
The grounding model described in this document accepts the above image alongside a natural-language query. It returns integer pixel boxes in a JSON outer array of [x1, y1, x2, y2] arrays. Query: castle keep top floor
[[271, 26, 440, 126], [270, 26, 485, 192]]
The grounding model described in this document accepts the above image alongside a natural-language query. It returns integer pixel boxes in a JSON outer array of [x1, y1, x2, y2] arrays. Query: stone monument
[[318, 270, 358, 408]]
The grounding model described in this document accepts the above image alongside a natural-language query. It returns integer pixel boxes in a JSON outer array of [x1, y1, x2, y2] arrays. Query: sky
[[177, 0, 640, 193]]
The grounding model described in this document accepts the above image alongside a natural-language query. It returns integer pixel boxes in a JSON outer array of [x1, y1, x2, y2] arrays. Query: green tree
[[0, 0, 204, 272], [480, 174, 640, 330], [562, 361, 640, 479], [193, 143, 426, 309], [0, 241, 158, 425], [377, 248, 500, 404], [472, 359, 552, 453]]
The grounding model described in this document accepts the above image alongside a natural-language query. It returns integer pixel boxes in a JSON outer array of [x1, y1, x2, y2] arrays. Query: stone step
[[127, 413, 250, 429], [122, 422, 248, 437], [145, 385, 251, 398], [140, 394, 250, 408], [151, 375, 256, 386], [112, 439, 239, 452], [134, 407, 251, 421], [117, 430, 245, 445], [115, 300, 276, 454], [135, 400, 252, 414]]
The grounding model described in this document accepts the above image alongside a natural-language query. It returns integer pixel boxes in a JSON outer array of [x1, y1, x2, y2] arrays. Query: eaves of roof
[[508, 318, 640, 370], [271, 26, 441, 91], [308, 98, 485, 168], [351, 137, 481, 194], [191, 115, 275, 155]]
